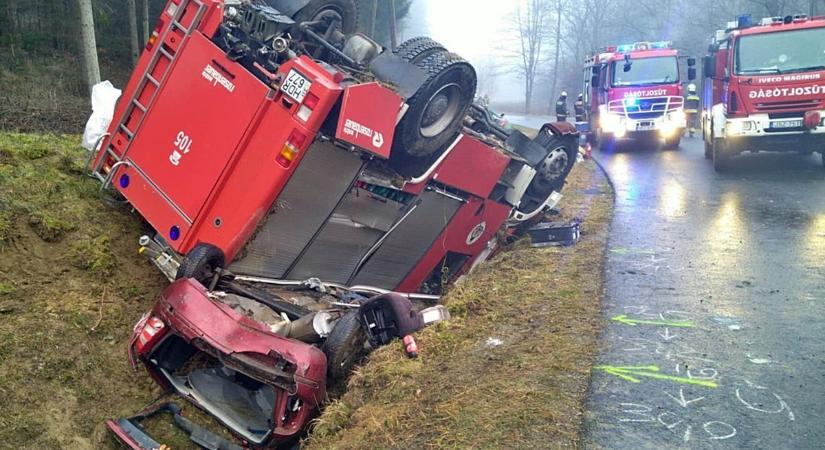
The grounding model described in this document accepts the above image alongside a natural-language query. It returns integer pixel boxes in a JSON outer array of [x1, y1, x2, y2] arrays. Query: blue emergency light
[[737, 14, 753, 28], [616, 41, 672, 53]]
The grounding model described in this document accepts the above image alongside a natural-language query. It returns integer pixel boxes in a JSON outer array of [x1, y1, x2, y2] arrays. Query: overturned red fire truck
[[702, 14, 825, 171], [581, 41, 697, 149], [88, 0, 580, 448]]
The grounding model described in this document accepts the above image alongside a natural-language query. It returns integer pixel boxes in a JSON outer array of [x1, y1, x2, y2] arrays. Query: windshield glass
[[735, 27, 825, 75], [611, 56, 679, 87]]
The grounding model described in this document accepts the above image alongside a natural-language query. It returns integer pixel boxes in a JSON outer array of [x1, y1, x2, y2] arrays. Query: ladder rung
[[146, 75, 160, 86], [132, 100, 147, 113], [119, 124, 134, 139], [173, 21, 190, 34], [159, 47, 174, 60]]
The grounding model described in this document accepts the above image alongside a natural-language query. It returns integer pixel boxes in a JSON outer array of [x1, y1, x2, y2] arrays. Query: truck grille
[[755, 99, 820, 112], [607, 96, 683, 120]]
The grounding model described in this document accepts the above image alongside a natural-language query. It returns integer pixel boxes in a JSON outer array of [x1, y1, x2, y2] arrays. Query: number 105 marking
[[169, 131, 193, 167]]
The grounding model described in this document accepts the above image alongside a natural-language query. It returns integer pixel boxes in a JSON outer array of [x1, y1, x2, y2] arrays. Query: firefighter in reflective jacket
[[556, 91, 569, 122], [574, 93, 586, 122], [684, 84, 700, 137]]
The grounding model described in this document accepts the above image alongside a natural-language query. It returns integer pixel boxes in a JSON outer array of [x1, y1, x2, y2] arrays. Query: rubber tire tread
[[175, 243, 225, 284], [393, 51, 477, 160], [322, 311, 368, 379], [394, 36, 447, 64]]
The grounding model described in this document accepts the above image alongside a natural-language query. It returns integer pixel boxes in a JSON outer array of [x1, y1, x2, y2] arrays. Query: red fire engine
[[88, 1, 580, 447], [581, 42, 697, 149], [702, 14, 825, 171]]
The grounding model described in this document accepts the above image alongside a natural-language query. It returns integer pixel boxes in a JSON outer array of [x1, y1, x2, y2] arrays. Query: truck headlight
[[668, 108, 686, 123], [601, 113, 622, 133], [726, 120, 754, 135]]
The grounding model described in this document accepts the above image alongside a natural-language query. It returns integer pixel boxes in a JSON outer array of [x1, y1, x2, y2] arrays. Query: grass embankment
[[305, 160, 614, 449], [0, 133, 167, 448]]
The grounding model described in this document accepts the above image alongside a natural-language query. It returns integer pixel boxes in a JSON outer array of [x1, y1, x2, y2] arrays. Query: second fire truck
[[581, 41, 697, 149], [702, 14, 825, 171]]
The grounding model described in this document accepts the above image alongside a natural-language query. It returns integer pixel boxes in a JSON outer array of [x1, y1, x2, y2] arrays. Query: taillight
[[145, 19, 164, 51], [136, 316, 166, 353], [276, 129, 308, 168], [297, 92, 319, 122]]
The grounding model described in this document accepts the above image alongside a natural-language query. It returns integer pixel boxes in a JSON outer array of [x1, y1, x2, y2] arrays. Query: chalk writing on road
[[618, 403, 738, 443], [596, 365, 719, 388], [611, 314, 695, 328]]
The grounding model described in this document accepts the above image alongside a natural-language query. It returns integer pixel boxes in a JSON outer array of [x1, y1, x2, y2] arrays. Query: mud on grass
[[0, 132, 169, 448], [305, 160, 614, 450]]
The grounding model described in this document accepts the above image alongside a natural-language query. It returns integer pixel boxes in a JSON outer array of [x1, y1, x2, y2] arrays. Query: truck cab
[[703, 14, 825, 170], [583, 42, 695, 149]]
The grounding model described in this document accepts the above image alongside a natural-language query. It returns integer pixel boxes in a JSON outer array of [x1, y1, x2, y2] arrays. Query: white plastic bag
[[81, 81, 122, 151]]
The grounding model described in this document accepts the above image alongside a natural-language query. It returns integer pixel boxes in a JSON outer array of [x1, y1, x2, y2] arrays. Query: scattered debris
[[528, 219, 582, 247], [485, 337, 504, 348]]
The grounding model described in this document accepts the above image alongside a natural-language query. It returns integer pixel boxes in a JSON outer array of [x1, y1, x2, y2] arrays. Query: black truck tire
[[704, 139, 713, 159], [322, 311, 368, 379], [394, 37, 447, 64], [176, 243, 225, 284], [392, 52, 477, 160], [527, 132, 579, 198], [289, 0, 358, 34], [712, 139, 731, 172]]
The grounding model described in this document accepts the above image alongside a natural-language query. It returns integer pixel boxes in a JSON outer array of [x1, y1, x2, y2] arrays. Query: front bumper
[[722, 113, 825, 154], [602, 115, 686, 140]]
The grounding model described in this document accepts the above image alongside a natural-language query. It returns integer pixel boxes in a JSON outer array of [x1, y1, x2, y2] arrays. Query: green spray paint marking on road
[[611, 314, 695, 328], [596, 365, 718, 388]]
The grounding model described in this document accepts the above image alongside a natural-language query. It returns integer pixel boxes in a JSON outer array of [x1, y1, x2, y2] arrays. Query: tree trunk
[[369, 0, 378, 38], [549, 0, 562, 114], [143, 0, 151, 43], [77, 0, 101, 93], [388, 0, 398, 50], [127, 0, 140, 65]]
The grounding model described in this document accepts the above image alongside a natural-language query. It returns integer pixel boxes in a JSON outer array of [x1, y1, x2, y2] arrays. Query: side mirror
[[703, 55, 716, 78], [623, 54, 632, 72], [687, 57, 697, 67], [688, 67, 697, 81], [723, 67, 730, 82]]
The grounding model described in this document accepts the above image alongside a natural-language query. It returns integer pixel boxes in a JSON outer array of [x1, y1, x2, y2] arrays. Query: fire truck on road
[[702, 14, 825, 171], [581, 42, 697, 149]]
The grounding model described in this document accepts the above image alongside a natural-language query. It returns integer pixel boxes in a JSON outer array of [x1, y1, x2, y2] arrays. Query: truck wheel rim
[[420, 83, 461, 138], [538, 146, 569, 182]]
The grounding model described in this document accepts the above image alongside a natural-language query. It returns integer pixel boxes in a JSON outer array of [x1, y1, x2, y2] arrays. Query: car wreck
[[84, 0, 580, 447]]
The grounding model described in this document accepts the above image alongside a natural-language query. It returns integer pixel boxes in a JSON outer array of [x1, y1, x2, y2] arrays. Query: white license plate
[[770, 119, 803, 129], [637, 122, 655, 131], [281, 69, 312, 103]]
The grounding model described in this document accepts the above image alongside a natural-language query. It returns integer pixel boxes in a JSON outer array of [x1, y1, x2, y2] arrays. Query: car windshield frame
[[611, 56, 680, 87], [734, 27, 825, 75]]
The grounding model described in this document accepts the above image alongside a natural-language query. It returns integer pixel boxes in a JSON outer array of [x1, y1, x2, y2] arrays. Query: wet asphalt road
[[583, 137, 825, 449]]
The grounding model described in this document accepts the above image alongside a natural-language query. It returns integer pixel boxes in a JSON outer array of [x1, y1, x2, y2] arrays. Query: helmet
[[561, 91, 568, 98], [577, 93, 583, 100], [687, 83, 697, 94]]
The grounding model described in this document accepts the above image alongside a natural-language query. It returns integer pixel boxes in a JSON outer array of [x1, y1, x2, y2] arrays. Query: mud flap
[[107, 403, 244, 450]]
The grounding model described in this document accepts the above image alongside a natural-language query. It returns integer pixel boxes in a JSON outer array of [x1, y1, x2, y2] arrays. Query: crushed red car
[[87, 0, 581, 447]]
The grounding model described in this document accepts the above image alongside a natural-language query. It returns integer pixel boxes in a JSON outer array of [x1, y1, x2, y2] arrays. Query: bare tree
[[76, 0, 100, 93], [509, 0, 553, 113], [127, 0, 140, 65], [548, 0, 563, 113], [143, 0, 150, 43], [476, 62, 502, 100]]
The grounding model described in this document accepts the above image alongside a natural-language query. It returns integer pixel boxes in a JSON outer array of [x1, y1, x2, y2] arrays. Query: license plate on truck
[[282, 69, 312, 103], [637, 122, 655, 131], [770, 119, 803, 129]]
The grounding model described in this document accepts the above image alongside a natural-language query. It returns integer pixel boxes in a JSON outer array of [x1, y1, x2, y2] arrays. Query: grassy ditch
[[0, 132, 168, 448], [305, 160, 614, 449]]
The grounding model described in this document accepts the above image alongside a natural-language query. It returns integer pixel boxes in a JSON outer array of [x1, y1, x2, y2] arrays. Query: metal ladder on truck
[[89, 0, 207, 190]]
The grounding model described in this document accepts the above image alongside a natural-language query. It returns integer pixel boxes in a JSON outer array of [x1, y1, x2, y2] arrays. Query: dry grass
[[304, 160, 614, 450]]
